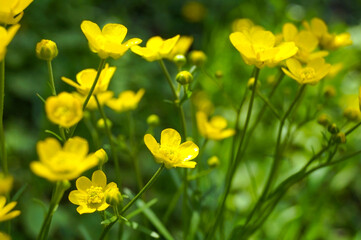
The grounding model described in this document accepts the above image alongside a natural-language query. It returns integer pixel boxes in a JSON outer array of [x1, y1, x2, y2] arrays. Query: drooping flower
[[45, 92, 83, 128], [196, 111, 235, 140], [0, 24, 20, 61], [0, 196, 20, 222], [131, 35, 180, 61], [61, 64, 116, 96], [229, 29, 298, 68], [81, 20, 142, 59], [282, 58, 331, 85], [106, 89, 145, 113], [68, 170, 119, 214], [144, 128, 199, 168], [0, 0, 33, 25], [30, 137, 101, 181]]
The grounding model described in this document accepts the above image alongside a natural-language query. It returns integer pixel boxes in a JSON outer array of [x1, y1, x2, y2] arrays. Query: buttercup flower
[[282, 58, 331, 85], [166, 35, 193, 60], [131, 35, 180, 61], [30, 137, 101, 181], [0, 0, 33, 25], [144, 128, 199, 168], [68, 170, 118, 214], [0, 24, 20, 61], [196, 111, 235, 140], [81, 20, 142, 59], [106, 89, 145, 113], [229, 29, 298, 68], [62, 64, 116, 96], [45, 92, 83, 128], [0, 196, 20, 222]]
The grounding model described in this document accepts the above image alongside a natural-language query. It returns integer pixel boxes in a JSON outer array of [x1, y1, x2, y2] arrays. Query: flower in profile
[[106, 89, 145, 113], [131, 35, 180, 61], [0, 24, 20, 61], [303, 18, 352, 50], [62, 64, 116, 96], [196, 111, 235, 140], [45, 92, 83, 128], [229, 29, 298, 68], [282, 58, 331, 85], [0, 173, 13, 195], [30, 137, 101, 181], [68, 170, 119, 214], [0, 0, 33, 25], [0, 196, 20, 222], [81, 20, 142, 59], [166, 35, 193, 60], [144, 128, 199, 168]]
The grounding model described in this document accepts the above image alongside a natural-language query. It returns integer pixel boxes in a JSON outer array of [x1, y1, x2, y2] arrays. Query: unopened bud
[[343, 107, 360, 122], [176, 71, 193, 85], [207, 156, 220, 168], [317, 114, 330, 127], [105, 187, 123, 206], [215, 70, 223, 79], [97, 118, 112, 129], [335, 132, 346, 144], [95, 148, 108, 165], [147, 114, 160, 127], [328, 123, 339, 134], [173, 54, 187, 68], [189, 50, 206, 67], [36, 39, 58, 61]]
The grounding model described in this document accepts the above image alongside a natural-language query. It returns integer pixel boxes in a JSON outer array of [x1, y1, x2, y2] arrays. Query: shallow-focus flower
[[62, 64, 116, 96], [36, 39, 58, 61], [81, 20, 142, 59], [106, 89, 145, 113], [303, 18, 352, 50], [282, 58, 331, 85], [131, 35, 180, 61], [45, 92, 83, 128], [68, 170, 118, 214], [144, 128, 199, 168], [0, 0, 33, 25], [196, 111, 235, 140], [230, 29, 298, 68], [0, 196, 20, 222], [30, 137, 101, 181], [0, 24, 20, 61], [166, 36, 193, 60], [0, 173, 13, 195]]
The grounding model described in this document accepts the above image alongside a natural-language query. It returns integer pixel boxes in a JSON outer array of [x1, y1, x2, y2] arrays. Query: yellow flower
[[62, 64, 116, 96], [68, 170, 118, 214], [0, 196, 20, 222], [196, 111, 235, 140], [282, 23, 328, 63], [303, 18, 352, 50], [0, 24, 20, 61], [144, 128, 199, 169], [72, 91, 114, 111], [45, 92, 83, 128], [81, 20, 142, 59], [343, 94, 361, 122], [230, 29, 298, 68], [0, 232, 10, 240], [30, 137, 101, 181], [166, 35, 194, 60], [0, 173, 13, 195], [131, 35, 180, 62], [0, 0, 33, 25], [106, 89, 145, 113], [282, 58, 331, 85]]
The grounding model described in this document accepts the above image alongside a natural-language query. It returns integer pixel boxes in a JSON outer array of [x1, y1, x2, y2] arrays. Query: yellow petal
[[178, 141, 199, 161], [76, 176, 92, 192], [92, 170, 107, 188], [295, 31, 318, 52], [61, 77, 81, 90], [63, 137, 89, 158], [36, 138, 61, 162], [217, 129, 236, 140], [251, 30, 275, 48], [0, 210, 20, 222], [282, 23, 298, 41], [0, 201, 17, 216], [13, 0, 33, 14], [68, 190, 87, 205], [104, 182, 118, 191], [144, 134, 159, 155], [102, 23, 127, 43], [30, 162, 59, 181], [77, 205, 96, 214], [286, 58, 302, 75], [124, 38, 142, 48], [161, 128, 181, 147], [0, 197, 5, 208], [196, 111, 208, 137], [175, 161, 197, 168], [159, 35, 180, 56], [146, 36, 164, 50], [81, 20, 101, 46], [96, 203, 109, 211]]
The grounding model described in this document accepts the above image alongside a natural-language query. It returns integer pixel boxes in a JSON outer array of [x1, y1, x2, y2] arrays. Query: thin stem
[[0, 60, 7, 174], [47, 60, 56, 96], [256, 90, 280, 119], [94, 95, 121, 182], [158, 59, 177, 99]]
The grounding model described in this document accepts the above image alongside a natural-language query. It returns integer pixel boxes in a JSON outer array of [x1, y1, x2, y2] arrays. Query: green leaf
[[126, 198, 158, 220], [124, 220, 160, 239], [44, 130, 63, 141], [101, 215, 118, 225]]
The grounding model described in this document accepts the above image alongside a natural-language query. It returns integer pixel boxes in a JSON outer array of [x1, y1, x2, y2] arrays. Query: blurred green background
[[4, 0, 361, 239]]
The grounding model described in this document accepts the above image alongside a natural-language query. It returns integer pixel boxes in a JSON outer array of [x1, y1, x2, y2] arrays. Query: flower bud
[[317, 113, 330, 127], [189, 50, 206, 67], [105, 187, 123, 206], [36, 39, 58, 61], [173, 54, 187, 68], [335, 132, 346, 144], [214, 70, 223, 79], [328, 123, 339, 134], [207, 156, 220, 168], [343, 107, 361, 122], [323, 85, 336, 98], [176, 71, 193, 85], [97, 118, 113, 129], [95, 148, 108, 165], [147, 114, 160, 127]]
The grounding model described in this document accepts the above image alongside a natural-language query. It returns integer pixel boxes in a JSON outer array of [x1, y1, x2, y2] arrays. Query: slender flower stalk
[[0, 60, 7, 174], [46, 60, 56, 96]]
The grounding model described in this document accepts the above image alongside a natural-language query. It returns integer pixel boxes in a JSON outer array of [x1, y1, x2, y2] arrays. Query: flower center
[[299, 67, 316, 81], [86, 186, 104, 204], [159, 145, 177, 161]]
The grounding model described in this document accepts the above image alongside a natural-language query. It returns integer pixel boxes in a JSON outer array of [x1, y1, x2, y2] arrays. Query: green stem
[[0, 60, 7, 174], [47, 60, 56, 96], [98, 164, 165, 240], [158, 59, 177, 99], [83, 59, 106, 110], [94, 95, 121, 182], [205, 67, 260, 240], [256, 90, 280, 119]]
